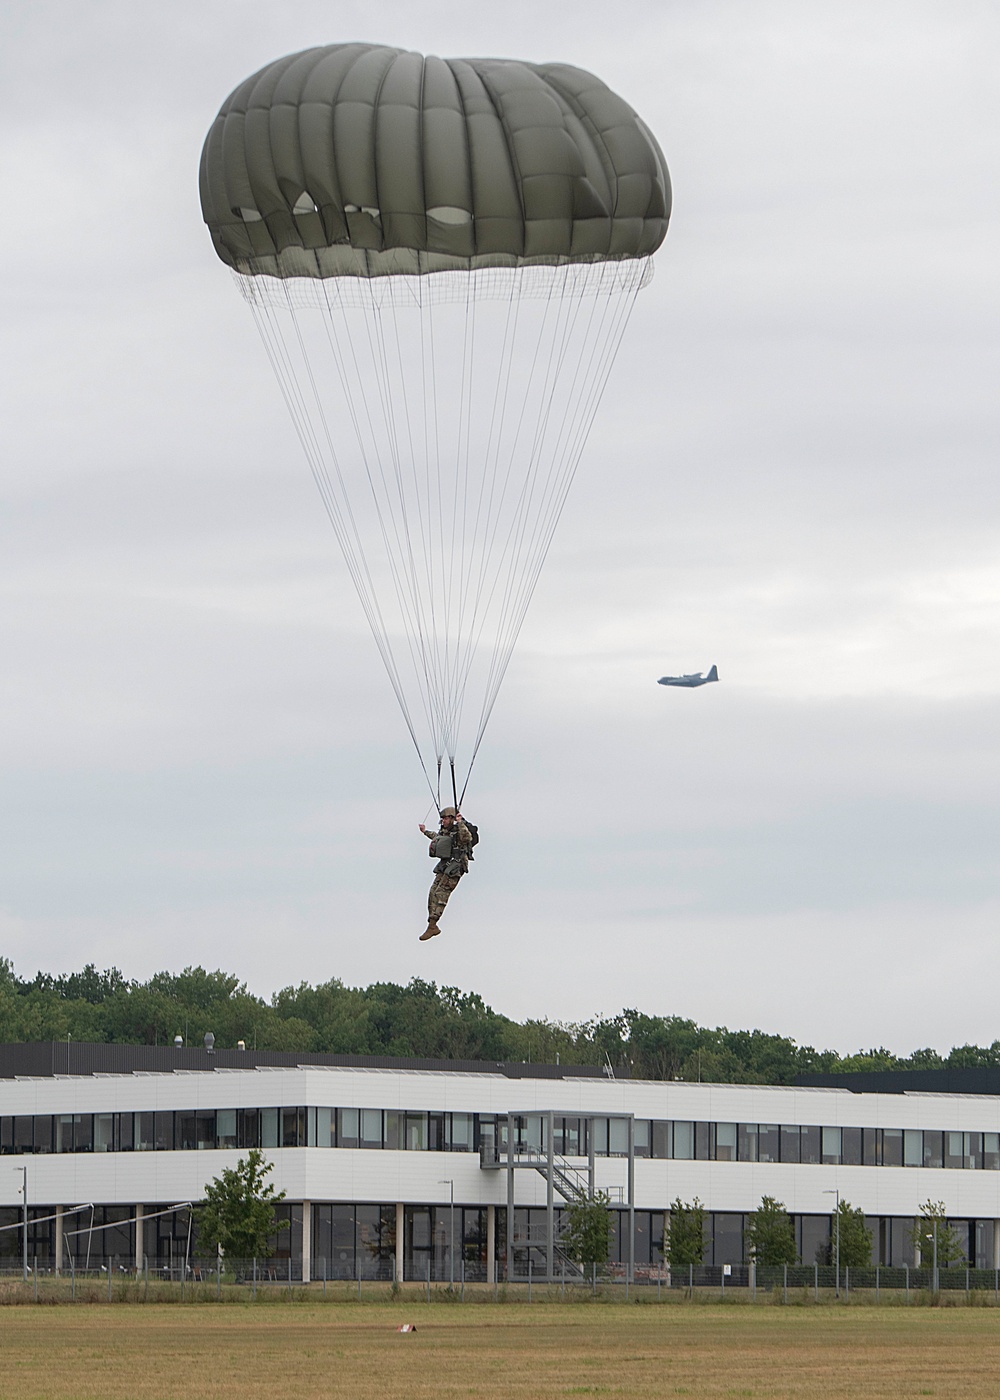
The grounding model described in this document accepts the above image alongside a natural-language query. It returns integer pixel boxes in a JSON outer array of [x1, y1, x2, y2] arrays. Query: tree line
[[0, 958, 995, 1083]]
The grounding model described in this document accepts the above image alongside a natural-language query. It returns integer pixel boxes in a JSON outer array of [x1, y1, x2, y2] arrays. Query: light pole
[[439, 1179, 455, 1287], [823, 1189, 840, 1297], [14, 1166, 27, 1282]]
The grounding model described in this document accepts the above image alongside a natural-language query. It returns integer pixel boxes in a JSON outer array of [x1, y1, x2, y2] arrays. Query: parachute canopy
[[200, 43, 670, 279], [200, 45, 669, 804]]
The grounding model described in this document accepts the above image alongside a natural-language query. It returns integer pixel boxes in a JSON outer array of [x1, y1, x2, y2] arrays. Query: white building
[[1, 1043, 998, 1280]]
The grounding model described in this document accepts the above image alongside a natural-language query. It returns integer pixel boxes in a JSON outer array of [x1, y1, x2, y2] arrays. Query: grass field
[[0, 1303, 996, 1400]]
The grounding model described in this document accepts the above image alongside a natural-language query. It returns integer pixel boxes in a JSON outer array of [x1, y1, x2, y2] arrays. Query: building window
[[800, 1125, 821, 1165], [922, 1131, 943, 1170], [945, 1132, 964, 1170], [217, 1109, 238, 1149], [716, 1123, 737, 1162], [94, 1113, 115, 1153], [651, 1121, 672, 1159], [842, 1127, 862, 1167], [779, 1125, 800, 1164], [964, 1132, 982, 1169], [673, 1121, 694, 1160], [984, 1134, 1000, 1171], [405, 1114, 428, 1151], [238, 1108, 260, 1149], [821, 1126, 841, 1165], [883, 1128, 903, 1167], [758, 1125, 780, 1164], [903, 1129, 923, 1168], [337, 1109, 359, 1150], [737, 1123, 758, 1162]]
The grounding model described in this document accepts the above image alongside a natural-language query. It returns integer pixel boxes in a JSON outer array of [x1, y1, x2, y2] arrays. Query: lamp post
[[823, 1188, 840, 1297], [439, 1179, 455, 1287], [14, 1166, 27, 1282]]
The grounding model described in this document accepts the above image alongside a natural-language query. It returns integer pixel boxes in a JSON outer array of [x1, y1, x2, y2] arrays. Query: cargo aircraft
[[658, 665, 719, 688]]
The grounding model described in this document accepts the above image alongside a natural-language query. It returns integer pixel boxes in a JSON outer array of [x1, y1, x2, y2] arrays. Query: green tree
[[561, 1191, 613, 1268], [745, 1196, 798, 1266], [666, 1198, 706, 1269], [909, 1200, 966, 1268], [195, 1149, 288, 1260], [824, 1200, 872, 1268]]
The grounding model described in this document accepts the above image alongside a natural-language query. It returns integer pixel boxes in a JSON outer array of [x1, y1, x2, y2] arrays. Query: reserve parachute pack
[[429, 821, 480, 861]]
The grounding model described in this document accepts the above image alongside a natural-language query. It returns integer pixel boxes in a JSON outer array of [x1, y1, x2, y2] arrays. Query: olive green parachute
[[200, 45, 670, 804], [200, 43, 670, 279]]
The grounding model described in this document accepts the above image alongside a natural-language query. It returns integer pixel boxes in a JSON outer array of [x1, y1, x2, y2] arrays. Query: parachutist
[[418, 807, 474, 941]]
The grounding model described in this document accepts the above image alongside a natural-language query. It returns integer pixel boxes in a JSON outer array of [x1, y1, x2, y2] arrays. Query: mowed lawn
[[0, 1303, 996, 1400]]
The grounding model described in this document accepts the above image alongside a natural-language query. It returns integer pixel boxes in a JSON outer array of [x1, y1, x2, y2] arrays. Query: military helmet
[[439, 806, 458, 817]]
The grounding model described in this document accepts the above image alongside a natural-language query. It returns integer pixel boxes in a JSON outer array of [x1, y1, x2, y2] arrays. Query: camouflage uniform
[[424, 818, 472, 922]]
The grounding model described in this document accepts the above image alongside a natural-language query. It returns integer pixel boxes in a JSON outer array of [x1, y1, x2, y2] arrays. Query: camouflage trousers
[[428, 872, 462, 921]]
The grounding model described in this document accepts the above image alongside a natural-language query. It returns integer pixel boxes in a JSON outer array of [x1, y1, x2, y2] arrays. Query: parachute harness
[[239, 260, 652, 805]]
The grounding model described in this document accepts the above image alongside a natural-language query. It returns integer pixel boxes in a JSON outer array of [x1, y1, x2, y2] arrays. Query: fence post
[[217, 1261, 221, 1301], [689, 1262, 693, 1298], [783, 1264, 787, 1305], [721, 1267, 725, 1302], [144, 1255, 148, 1301], [426, 1259, 430, 1303], [592, 1261, 596, 1297], [461, 1258, 465, 1303], [875, 1265, 879, 1303], [34, 1256, 38, 1303], [814, 1262, 818, 1300], [845, 1265, 849, 1301], [324, 1257, 327, 1297], [290, 1256, 294, 1299], [252, 1257, 257, 1301], [108, 1256, 113, 1302], [966, 1267, 970, 1297], [528, 1257, 532, 1303], [905, 1264, 909, 1303], [70, 1256, 75, 1302]]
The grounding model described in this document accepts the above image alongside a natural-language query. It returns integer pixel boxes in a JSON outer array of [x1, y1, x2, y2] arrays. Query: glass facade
[[0, 1107, 997, 1173]]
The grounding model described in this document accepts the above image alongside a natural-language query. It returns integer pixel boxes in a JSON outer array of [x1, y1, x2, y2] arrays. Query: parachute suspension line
[[458, 259, 651, 799], [365, 296, 447, 744], [286, 287, 432, 758], [311, 280, 445, 781], [243, 280, 435, 794], [439, 268, 481, 763], [239, 257, 653, 804], [464, 270, 593, 721], [477, 262, 647, 738], [447, 268, 557, 731]]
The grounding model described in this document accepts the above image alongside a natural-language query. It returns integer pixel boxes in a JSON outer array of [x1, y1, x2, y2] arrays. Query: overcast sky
[[1, 1, 998, 1057]]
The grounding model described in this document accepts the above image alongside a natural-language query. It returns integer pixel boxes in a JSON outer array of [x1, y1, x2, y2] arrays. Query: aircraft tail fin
[[707, 664, 719, 681]]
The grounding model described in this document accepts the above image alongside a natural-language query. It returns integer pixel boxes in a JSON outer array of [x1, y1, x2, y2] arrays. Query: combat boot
[[419, 920, 441, 941]]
